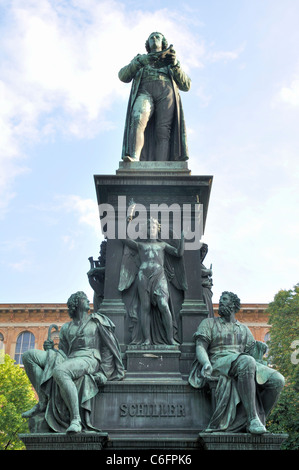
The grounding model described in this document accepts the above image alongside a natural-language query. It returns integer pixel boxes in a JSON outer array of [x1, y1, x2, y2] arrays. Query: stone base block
[[105, 430, 201, 450], [116, 161, 191, 176], [19, 432, 108, 450], [198, 432, 288, 450], [125, 345, 183, 381], [93, 379, 212, 438]]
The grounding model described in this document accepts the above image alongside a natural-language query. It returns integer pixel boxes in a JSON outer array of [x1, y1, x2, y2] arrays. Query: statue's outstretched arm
[[122, 237, 139, 251], [164, 231, 185, 257]]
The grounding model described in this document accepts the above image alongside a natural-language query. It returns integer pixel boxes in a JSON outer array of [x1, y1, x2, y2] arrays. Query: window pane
[[14, 332, 35, 365], [0, 334, 4, 364]]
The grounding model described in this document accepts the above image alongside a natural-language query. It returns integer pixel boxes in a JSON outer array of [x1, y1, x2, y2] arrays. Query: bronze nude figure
[[119, 217, 187, 345]]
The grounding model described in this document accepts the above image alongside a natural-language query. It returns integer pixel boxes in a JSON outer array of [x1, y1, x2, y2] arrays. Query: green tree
[[0, 354, 37, 450], [266, 284, 299, 449]]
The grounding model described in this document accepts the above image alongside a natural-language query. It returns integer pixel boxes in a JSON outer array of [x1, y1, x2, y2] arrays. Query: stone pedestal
[[94, 162, 213, 375], [91, 378, 212, 448], [19, 432, 108, 450], [198, 432, 288, 451], [125, 345, 183, 381], [116, 160, 191, 176]]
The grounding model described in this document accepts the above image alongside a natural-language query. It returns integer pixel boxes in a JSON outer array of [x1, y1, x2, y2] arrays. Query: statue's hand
[[201, 362, 213, 379], [165, 48, 177, 65], [43, 339, 55, 351]]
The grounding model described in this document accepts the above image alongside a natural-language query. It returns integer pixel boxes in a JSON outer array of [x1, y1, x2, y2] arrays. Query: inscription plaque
[[120, 403, 186, 418]]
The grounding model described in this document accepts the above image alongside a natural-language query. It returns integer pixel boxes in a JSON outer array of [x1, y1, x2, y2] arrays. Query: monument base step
[[105, 428, 200, 450], [19, 430, 288, 451], [116, 160, 191, 176], [19, 432, 108, 450], [198, 432, 288, 450]]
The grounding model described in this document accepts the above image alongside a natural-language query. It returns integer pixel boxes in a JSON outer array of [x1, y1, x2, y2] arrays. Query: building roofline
[[0, 303, 269, 313]]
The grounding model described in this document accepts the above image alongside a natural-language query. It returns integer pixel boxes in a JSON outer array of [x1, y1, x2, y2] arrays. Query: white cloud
[[0, 236, 36, 273], [278, 78, 299, 107], [208, 43, 246, 64], [27, 193, 102, 233], [195, 86, 212, 107], [57, 194, 101, 233], [0, 236, 35, 254], [8, 259, 32, 272], [61, 235, 76, 251]]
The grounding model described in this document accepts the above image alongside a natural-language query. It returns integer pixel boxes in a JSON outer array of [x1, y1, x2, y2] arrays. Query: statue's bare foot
[[142, 339, 151, 346], [66, 418, 82, 434]]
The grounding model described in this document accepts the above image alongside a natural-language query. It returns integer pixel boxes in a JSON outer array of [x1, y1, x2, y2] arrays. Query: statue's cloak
[[39, 313, 125, 432], [188, 319, 277, 432], [119, 58, 190, 161]]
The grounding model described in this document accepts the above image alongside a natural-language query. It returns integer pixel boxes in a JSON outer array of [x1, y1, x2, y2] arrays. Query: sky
[[0, 0, 298, 306]]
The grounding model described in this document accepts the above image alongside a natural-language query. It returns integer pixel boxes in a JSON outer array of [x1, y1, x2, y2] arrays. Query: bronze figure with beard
[[189, 291, 285, 434]]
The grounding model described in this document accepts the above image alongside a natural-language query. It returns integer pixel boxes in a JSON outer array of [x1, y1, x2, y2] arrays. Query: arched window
[[263, 331, 271, 361], [14, 331, 35, 365], [0, 332, 4, 364], [264, 332, 270, 345]]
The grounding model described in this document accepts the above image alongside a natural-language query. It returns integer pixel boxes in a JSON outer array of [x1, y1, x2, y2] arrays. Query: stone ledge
[[116, 161, 191, 176], [198, 432, 288, 450], [19, 432, 108, 450], [106, 435, 200, 450], [20, 430, 288, 451]]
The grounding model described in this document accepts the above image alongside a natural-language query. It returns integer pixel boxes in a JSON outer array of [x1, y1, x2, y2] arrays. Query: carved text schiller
[[120, 403, 186, 418]]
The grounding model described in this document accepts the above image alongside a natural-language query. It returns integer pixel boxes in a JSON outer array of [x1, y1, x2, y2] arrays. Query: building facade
[[0, 302, 271, 366]]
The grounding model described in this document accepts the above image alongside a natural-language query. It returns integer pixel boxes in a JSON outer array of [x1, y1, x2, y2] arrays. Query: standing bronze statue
[[119, 32, 191, 162], [22, 291, 124, 433], [189, 291, 285, 434]]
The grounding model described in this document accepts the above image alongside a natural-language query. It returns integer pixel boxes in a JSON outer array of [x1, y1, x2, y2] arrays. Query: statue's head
[[218, 291, 241, 318], [147, 217, 161, 239], [145, 32, 168, 53], [67, 291, 90, 318]]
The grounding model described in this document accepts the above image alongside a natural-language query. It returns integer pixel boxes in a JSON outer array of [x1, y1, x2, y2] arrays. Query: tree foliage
[[266, 284, 299, 449], [0, 354, 37, 450]]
